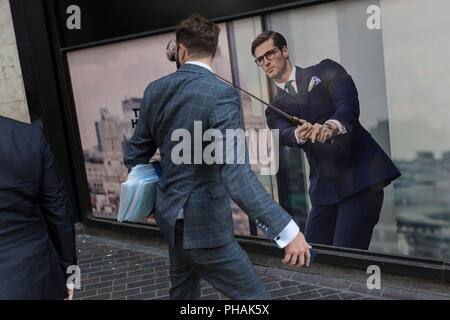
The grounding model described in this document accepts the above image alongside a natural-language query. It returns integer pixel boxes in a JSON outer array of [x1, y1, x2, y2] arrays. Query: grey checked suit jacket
[[124, 63, 292, 249]]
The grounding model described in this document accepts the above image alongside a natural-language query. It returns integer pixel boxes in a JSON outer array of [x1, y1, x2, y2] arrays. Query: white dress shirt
[[275, 67, 347, 144], [177, 61, 299, 248], [275, 67, 297, 95], [185, 60, 214, 73]]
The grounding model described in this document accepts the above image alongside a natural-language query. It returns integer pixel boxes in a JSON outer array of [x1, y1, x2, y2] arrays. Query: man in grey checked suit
[[124, 14, 312, 300]]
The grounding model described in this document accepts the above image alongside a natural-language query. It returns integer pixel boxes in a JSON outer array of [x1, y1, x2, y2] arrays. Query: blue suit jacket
[[266, 59, 401, 206], [124, 63, 292, 249], [0, 116, 76, 299]]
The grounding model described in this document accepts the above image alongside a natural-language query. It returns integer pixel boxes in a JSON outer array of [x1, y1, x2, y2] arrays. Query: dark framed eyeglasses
[[254, 47, 281, 66]]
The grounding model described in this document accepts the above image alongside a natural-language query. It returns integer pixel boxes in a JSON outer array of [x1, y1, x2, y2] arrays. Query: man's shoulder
[[299, 58, 339, 70], [0, 116, 44, 156], [0, 115, 28, 127], [0, 116, 40, 136], [143, 69, 226, 93], [174, 68, 235, 96], [143, 72, 175, 93], [211, 76, 236, 93], [305, 58, 348, 77]]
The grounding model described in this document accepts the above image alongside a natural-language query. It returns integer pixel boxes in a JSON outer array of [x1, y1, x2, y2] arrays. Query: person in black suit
[[251, 31, 401, 250], [0, 115, 77, 300]]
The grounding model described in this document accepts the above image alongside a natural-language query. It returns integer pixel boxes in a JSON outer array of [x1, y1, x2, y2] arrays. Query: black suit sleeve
[[265, 106, 308, 148], [38, 130, 77, 280], [321, 59, 360, 133]]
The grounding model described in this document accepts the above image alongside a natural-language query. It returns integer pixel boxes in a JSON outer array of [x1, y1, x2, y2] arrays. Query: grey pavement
[[72, 234, 449, 300]]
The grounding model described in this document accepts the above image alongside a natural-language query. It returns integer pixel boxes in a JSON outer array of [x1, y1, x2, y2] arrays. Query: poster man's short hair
[[251, 31, 287, 56]]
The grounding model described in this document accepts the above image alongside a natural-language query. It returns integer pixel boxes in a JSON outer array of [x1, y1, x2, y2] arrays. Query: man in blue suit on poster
[[251, 31, 401, 250], [124, 15, 312, 300]]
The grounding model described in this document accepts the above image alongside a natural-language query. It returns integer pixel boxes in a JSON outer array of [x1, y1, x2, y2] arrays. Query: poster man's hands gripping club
[[294, 117, 337, 144]]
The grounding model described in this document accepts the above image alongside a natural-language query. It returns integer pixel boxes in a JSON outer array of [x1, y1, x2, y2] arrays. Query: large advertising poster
[[66, 0, 449, 262], [67, 24, 236, 226]]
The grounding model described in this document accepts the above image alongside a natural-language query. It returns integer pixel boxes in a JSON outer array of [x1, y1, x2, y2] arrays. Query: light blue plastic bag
[[117, 161, 161, 222]]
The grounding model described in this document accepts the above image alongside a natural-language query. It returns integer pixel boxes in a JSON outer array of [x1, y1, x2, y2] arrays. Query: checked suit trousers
[[168, 219, 270, 300]]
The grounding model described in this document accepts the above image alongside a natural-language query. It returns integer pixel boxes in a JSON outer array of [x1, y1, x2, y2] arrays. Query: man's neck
[[275, 62, 293, 84], [185, 57, 213, 69]]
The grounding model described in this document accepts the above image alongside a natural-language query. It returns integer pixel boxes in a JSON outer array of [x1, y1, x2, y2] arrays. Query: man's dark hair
[[251, 31, 287, 57], [176, 13, 220, 59]]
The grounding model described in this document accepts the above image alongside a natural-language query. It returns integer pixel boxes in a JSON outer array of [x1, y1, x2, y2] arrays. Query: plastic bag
[[117, 161, 161, 222]]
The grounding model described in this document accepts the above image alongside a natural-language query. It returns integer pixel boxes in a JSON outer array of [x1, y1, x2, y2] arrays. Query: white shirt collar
[[185, 61, 214, 73], [275, 67, 296, 91]]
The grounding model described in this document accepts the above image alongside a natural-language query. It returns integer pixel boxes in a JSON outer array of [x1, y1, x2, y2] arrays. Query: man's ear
[[178, 43, 188, 62], [282, 46, 289, 59], [184, 45, 191, 61]]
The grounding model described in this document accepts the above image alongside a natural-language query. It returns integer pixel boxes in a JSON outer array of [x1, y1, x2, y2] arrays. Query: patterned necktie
[[284, 80, 298, 98]]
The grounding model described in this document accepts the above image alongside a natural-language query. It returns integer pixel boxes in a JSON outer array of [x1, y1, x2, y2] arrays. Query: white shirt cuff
[[294, 128, 308, 144], [273, 219, 300, 248], [66, 282, 75, 289], [326, 119, 347, 135]]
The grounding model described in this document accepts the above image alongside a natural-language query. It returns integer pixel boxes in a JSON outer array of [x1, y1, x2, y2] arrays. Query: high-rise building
[[91, 108, 128, 218], [122, 97, 142, 141], [95, 108, 124, 155]]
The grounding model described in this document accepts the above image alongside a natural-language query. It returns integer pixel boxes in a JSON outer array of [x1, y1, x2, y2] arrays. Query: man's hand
[[309, 123, 330, 143], [295, 119, 314, 140], [320, 121, 338, 143], [316, 124, 334, 143], [65, 288, 74, 300], [282, 232, 313, 268], [310, 123, 336, 143], [293, 118, 336, 144]]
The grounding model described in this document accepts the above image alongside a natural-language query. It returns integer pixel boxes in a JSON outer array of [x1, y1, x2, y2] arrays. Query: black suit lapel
[[296, 66, 311, 121], [271, 66, 312, 121], [272, 86, 301, 118], [295, 66, 307, 96]]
